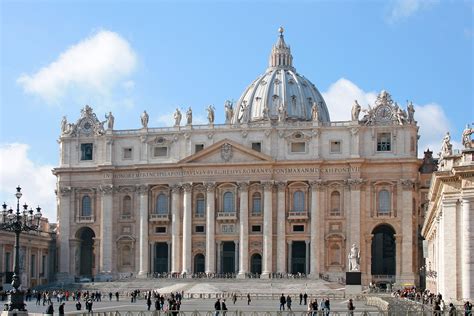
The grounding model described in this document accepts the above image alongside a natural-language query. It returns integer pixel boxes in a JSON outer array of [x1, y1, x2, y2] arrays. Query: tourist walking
[[86, 298, 93, 313], [311, 299, 318, 316], [214, 298, 221, 316], [280, 294, 286, 311], [59, 302, 65, 315], [75, 300, 82, 310], [222, 299, 228, 316], [299, 293, 303, 305], [45, 302, 54, 315], [324, 298, 330, 316], [232, 293, 237, 305], [247, 293, 251, 305], [303, 292, 308, 305], [465, 301, 473, 315], [286, 295, 292, 311], [448, 303, 457, 316], [347, 298, 355, 316]]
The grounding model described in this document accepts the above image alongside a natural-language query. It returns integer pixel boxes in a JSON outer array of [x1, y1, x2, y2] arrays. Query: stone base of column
[[56, 272, 75, 284], [95, 272, 113, 282], [260, 272, 271, 279], [308, 273, 319, 279], [181, 271, 191, 278], [396, 273, 416, 285], [237, 272, 247, 279], [137, 271, 149, 278]]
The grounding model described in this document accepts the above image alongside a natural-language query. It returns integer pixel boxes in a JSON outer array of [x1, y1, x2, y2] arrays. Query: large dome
[[232, 28, 330, 124]]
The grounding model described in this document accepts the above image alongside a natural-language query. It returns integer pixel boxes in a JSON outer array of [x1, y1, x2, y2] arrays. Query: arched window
[[293, 191, 305, 212], [81, 196, 92, 217], [252, 192, 261, 215], [156, 194, 168, 214], [223, 192, 234, 212], [378, 190, 391, 215], [330, 191, 341, 216], [196, 193, 205, 217], [122, 195, 132, 215]]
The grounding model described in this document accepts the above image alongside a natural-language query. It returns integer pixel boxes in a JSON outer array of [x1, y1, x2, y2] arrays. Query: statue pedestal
[[345, 271, 362, 295]]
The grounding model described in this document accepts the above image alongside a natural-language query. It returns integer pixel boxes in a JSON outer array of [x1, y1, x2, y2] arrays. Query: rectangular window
[[123, 147, 133, 159], [195, 144, 204, 153], [252, 142, 262, 152], [31, 254, 36, 277], [291, 142, 306, 153], [155, 226, 167, 233], [377, 133, 391, 152], [293, 225, 305, 232], [251, 225, 262, 233], [154, 146, 168, 157], [41, 255, 46, 277], [5, 252, 10, 272], [195, 225, 205, 233], [80, 143, 93, 160], [330, 141, 341, 153]]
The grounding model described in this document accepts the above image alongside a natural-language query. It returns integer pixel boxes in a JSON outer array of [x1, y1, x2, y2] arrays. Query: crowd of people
[[393, 287, 472, 315]]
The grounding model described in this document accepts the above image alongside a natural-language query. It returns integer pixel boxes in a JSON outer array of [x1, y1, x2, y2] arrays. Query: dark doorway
[[250, 253, 262, 274], [222, 242, 235, 273], [291, 241, 306, 274], [78, 227, 95, 276], [194, 253, 205, 273], [154, 242, 169, 273], [371, 225, 396, 275]]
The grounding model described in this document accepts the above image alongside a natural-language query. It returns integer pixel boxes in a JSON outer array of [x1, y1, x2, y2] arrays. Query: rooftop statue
[[351, 100, 361, 121], [105, 111, 114, 130], [224, 100, 233, 124], [440, 132, 452, 157], [462, 124, 474, 149], [311, 102, 319, 122], [407, 101, 415, 123], [207, 105, 215, 124], [186, 107, 192, 125], [278, 103, 287, 122], [141, 110, 149, 129], [174, 108, 182, 127]]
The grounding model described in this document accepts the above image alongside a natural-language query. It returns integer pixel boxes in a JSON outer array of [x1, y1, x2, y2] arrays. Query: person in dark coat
[[76, 300, 82, 310], [45, 302, 54, 315], [59, 302, 65, 315], [280, 294, 286, 311], [222, 299, 228, 316], [214, 298, 221, 316]]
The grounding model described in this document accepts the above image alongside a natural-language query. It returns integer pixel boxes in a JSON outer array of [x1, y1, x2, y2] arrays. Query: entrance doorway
[[154, 242, 169, 273], [77, 227, 95, 277], [250, 253, 262, 274], [371, 225, 396, 276], [291, 241, 306, 274], [222, 242, 235, 273], [194, 253, 205, 273]]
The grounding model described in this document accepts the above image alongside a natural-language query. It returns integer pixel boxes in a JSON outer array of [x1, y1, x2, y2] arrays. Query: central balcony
[[149, 213, 170, 222], [216, 211, 237, 221], [287, 210, 309, 222]]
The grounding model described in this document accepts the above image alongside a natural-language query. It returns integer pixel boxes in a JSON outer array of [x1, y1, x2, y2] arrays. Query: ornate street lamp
[[1, 186, 42, 311]]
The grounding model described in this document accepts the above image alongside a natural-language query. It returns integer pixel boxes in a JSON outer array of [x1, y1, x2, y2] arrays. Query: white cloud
[[0, 143, 56, 223], [386, 0, 438, 23], [17, 30, 137, 105], [322, 78, 377, 122], [322, 78, 452, 157]]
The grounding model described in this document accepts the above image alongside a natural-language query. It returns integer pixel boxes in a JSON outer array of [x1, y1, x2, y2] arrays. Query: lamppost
[[1, 186, 42, 311]]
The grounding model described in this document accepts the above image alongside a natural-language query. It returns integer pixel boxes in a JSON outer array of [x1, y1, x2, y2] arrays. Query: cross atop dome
[[269, 26, 293, 69]]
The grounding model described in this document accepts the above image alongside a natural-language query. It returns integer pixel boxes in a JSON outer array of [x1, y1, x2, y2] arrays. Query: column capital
[[238, 182, 249, 192], [99, 184, 114, 195], [276, 181, 287, 190], [346, 178, 365, 190], [310, 180, 326, 190], [182, 183, 192, 193], [58, 186, 72, 196], [206, 182, 216, 192], [136, 184, 149, 195], [171, 184, 181, 194], [400, 179, 415, 190], [262, 181, 274, 191]]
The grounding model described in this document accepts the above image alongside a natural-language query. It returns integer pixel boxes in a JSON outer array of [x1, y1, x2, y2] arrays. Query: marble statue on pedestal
[[348, 243, 360, 272]]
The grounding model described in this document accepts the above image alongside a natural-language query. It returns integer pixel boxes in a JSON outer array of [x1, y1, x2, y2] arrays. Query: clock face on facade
[[376, 105, 392, 121], [81, 119, 93, 134]]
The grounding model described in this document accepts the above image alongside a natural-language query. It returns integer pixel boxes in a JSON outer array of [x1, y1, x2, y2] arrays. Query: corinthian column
[[171, 185, 181, 274], [237, 182, 249, 278], [276, 182, 286, 274], [348, 179, 363, 260], [400, 180, 415, 283], [182, 183, 192, 275], [137, 185, 149, 277], [99, 184, 113, 276], [57, 186, 72, 282], [205, 183, 216, 274], [261, 181, 273, 278], [309, 181, 321, 278], [462, 197, 474, 300]]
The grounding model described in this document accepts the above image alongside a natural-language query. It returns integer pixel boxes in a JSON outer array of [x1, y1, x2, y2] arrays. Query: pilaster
[[261, 181, 273, 278], [276, 181, 286, 274], [182, 183, 192, 275], [171, 185, 181, 274], [57, 186, 73, 281], [205, 183, 216, 274], [137, 185, 149, 277], [237, 182, 249, 278], [99, 184, 113, 276]]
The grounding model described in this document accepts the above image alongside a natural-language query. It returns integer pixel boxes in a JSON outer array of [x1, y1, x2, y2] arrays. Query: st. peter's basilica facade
[[54, 29, 424, 286]]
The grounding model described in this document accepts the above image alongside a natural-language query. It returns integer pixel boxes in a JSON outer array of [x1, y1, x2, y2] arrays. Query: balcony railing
[[251, 211, 262, 217], [150, 213, 170, 222], [77, 216, 94, 223], [287, 211, 309, 221], [216, 212, 237, 220], [194, 213, 205, 218]]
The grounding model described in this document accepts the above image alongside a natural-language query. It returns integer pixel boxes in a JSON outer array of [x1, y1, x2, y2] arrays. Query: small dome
[[232, 28, 330, 124]]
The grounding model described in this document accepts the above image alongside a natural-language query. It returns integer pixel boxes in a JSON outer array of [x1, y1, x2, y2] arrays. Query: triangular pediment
[[179, 139, 274, 164]]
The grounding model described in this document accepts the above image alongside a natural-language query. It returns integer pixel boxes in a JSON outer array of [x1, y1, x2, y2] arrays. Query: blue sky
[[0, 0, 473, 221]]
